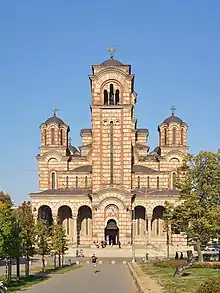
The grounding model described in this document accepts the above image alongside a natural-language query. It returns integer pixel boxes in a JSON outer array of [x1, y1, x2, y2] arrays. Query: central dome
[[100, 58, 123, 66]]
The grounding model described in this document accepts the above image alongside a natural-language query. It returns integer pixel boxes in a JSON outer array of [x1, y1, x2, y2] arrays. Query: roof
[[162, 114, 183, 125], [72, 165, 92, 173], [133, 165, 157, 173], [30, 188, 92, 196], [100, 58, 123, 66], [44, 114, 66, 126], [132, 188, 180, 196]]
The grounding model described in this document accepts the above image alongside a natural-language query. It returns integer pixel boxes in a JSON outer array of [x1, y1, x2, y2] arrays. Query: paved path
[[25, 264, 137, 293]]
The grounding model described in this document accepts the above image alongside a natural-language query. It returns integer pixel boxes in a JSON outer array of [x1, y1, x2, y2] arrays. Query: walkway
[[25, 264, 137, 293]]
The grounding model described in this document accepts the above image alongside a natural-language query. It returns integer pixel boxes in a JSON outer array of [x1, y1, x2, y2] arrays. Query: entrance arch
[[105, 219, 119, 245], [37, 205, 53, 226]]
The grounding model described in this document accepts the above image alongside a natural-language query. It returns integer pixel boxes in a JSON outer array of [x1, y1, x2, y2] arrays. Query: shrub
[[153, 260, 184, 268], [197, 277, 220, 293], [192, 262, 220, 269]]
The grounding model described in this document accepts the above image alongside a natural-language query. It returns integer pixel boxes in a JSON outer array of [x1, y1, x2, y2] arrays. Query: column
[[72, 213, 78, 245], [147, 217, 152, 244]]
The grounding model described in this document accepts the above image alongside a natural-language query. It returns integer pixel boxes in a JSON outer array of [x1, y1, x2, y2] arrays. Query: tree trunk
[[61, 254, 64, 267], [42, 255, 45, 272], [196, 239, 203, 262], [7, 259, 12, 284], [58, 253, 61, 267], [53, 255, 56, 269], [16, 257, 20, 279], [166, 231, 170, 259], [25, 255, 30, 277]]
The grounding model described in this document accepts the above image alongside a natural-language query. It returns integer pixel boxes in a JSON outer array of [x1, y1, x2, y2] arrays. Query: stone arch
[[98, 197, 125, 211], [58, 205, 73, 235], [96, 187, 129, 208], [134, 206, 147, 236], [44, 151, 62, 162], [104, 204, 119, 225], [151, 206, 165, 237], [165, 150, 184, 162], [37, 205, 53, 226], [77, 205, 92, 245]]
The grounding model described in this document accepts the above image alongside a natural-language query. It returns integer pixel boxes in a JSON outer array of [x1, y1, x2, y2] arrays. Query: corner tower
[[89, 50, 136, 191]]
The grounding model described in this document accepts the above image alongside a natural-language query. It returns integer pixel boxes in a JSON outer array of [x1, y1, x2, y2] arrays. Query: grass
[[0, 264, 81, 292], [139, 263, 220, 293]]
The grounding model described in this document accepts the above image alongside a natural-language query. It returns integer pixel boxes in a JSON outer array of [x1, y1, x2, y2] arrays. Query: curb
[[127, 263, 148, 293]]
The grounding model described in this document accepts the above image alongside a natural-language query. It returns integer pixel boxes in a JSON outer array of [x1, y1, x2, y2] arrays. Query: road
[[25, 264, 137, 293]]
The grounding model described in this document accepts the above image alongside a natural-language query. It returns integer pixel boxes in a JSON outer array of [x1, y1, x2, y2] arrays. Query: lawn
[[0, 264, 81, 292], [139, 262, 220, 293]]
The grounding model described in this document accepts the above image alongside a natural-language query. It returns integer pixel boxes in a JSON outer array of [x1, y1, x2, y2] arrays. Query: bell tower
[[89, 48, 136, 192]]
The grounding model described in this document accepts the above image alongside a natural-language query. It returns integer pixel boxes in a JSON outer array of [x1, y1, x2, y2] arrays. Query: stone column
[[147, 217, 152, 244], [72, 212, 78, 246]]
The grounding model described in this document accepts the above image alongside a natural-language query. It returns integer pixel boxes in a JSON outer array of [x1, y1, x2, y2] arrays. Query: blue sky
[[0, 0, 220, 204]]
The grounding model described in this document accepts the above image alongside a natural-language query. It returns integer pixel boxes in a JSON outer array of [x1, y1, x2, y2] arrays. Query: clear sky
[[0, 0, 220, 204]]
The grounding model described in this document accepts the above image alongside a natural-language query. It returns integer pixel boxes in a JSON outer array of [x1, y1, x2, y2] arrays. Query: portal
[[105, 219, 119, 245]]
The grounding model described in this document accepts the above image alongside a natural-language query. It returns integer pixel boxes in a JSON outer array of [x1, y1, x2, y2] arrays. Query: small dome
[[162, 115, 183, 125], [44, 114, 66, 125], [100, 58, 123, 66]]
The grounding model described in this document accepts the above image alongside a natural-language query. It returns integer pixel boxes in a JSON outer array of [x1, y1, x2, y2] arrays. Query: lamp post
[[16, 216, 20, 279], [132, 208, 136, 263]]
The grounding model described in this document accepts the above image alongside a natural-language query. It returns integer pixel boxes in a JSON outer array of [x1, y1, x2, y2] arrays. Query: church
[[30, 51, 188, 248]]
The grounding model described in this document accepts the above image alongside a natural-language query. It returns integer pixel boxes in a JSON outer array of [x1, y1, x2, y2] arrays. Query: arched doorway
[[37, 205, 53, 226], [152, 206, 165, 237], [58, 205, 72, 235], [77, 205, 92, 245], [105, 219, 119, 245]]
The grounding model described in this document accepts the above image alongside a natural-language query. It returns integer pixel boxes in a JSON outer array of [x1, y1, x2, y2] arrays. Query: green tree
[[17, 201, 36, 276], [50, 222, 68, 268], [0, 193, 20, 283], [36, 219, 51, 272], [171, 151, 220, 262]]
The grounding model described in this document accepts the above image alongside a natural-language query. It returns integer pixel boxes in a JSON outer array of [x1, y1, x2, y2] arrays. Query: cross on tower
[[52, 108, 59, 116], [106, 46, 116, 59], [171, 105, 176, 116]]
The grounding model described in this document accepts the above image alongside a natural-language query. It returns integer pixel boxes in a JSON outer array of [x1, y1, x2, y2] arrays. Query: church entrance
[[105, 219, 119, 245]]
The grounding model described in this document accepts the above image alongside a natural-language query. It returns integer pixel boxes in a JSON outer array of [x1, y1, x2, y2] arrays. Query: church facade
[[30, 54, 188, 247]]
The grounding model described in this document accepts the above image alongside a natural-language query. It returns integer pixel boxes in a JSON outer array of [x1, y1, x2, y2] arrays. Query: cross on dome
[[171, 105, 176, 116], [106, 46, 116, 59], [52, 108, 59, 116]]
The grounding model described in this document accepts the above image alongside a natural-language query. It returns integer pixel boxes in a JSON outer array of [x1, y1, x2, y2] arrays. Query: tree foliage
[[36, 219, 51, 271], [17, 201, 36, 276], [168, 151, 220, 261], [50, 221, 68, 268]]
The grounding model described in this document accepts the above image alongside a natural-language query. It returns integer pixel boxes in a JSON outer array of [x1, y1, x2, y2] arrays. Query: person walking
[[91, 253, 98, 273]]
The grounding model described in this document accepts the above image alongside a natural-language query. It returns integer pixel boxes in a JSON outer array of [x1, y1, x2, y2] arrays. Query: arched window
[[104, 90, 108, 105], [157, 176, 160, 189], [66, 176, 69, 188], [75, 176, 78, 189], [164, 128, 167, 145], [60, 129, 63, 145], [137, 176, 140, 188], [44, 129, 47, 145], [51, 128, 55, 145], [181, 128, 184, 145], [172, 127, 176, 145], [109, 84, 114, 105], [172, 173, 177, 189], [131, 106, 134, 119], [147, 176, 150, 189], [85, 176, 88, 188], [51, 172, 56, 189], [115, 89, 120, 105]]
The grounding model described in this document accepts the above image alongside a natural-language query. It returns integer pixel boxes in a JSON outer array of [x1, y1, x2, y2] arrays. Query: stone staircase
[[66, 243, 194, 259]]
